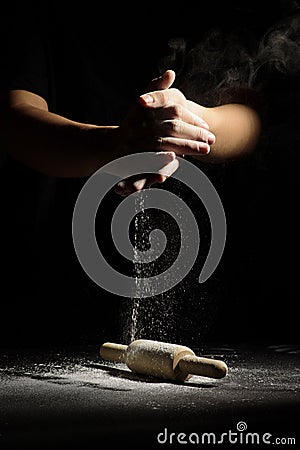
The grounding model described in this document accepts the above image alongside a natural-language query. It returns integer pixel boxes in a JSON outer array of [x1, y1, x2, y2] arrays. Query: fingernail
[[139, 94, 154, 104], [200, 144, 210, 154], [158, 175, 167, 183], [208, 132, 216, 144], [133, 179, 147, 190]]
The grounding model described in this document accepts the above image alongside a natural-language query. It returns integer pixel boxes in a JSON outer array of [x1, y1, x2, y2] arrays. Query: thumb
[[146, 69, 176, 91]]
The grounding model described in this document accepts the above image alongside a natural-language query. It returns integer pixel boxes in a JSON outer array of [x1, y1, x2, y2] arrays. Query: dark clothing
[[0, 3, 183, 347], [0, 1, 299, 347]]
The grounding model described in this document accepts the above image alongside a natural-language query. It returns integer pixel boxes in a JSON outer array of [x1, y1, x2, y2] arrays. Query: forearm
[[0, 98, 120, 177], [187, 101, 262, 163]]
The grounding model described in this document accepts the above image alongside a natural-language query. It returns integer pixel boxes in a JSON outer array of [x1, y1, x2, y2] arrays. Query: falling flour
[[124, 185, 182, 344]]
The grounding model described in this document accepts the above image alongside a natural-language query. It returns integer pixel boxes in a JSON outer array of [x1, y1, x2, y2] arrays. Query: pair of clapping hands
[[115, 70, 215, 196]]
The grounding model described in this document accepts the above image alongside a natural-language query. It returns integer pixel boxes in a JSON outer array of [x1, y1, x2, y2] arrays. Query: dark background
[[0, 0, 299, 350]]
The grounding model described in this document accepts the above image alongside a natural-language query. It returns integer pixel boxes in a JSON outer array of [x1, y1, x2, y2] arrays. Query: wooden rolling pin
[[100, 339, 228, 382]]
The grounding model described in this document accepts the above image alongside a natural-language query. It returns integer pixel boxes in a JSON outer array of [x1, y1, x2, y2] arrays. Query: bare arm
[[188, 100, 262, 162], [0, 70, 261, 184], [139, 86, 262, 163], [0, 71, 212, 179], [0, 90, 120, 177], [116, 70, 263, 195]]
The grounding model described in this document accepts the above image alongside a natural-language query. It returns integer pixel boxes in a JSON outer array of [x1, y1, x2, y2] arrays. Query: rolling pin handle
[[100, 342, 128, 363], [178, 355, 228, 379]]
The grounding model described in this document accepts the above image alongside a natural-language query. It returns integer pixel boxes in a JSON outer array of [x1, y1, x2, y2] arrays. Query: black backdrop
[[0, 1, 299, 348]]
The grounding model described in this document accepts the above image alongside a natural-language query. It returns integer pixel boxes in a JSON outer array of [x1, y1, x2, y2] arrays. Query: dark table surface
[[0, 342, 299, 449]]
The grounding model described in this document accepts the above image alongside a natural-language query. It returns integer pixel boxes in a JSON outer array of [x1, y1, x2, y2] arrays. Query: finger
[[104, 150, 175, 179], [139, 87, 184, 109], [157, 157, 180, 177], [115, 174, 162, 196], [114, 152, 177, 196], [133, 174, 161, 190], [152, 150, 176, 165], [114, 156, 180, 196], [156, 137, 211, 156], [160, 120, 216, 145], [146, 69, 176, 91], [154, 105, 210, 129], [114, 177, 143, 196]]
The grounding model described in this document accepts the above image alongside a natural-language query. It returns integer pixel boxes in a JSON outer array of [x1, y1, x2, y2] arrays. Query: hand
[[114, 151, 179, 196], [118, 70, 215, 156], [115, 70, 215, 196], [138, 70, 215, 155]]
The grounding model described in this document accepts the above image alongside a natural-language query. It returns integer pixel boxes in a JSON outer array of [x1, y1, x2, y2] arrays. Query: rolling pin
[[100, 339, 228, 382]]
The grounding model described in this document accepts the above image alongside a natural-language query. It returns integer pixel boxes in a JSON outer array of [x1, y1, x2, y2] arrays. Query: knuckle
[[173, 119, 182, 134], [164, 119, 182, 134], [169, 87, 180, 96], [170, 104, 183, 119], [156, 91, 167, 104], [169, 87, 185, 102], [156, 136, 164, 146], [199, 129, 208, 142]]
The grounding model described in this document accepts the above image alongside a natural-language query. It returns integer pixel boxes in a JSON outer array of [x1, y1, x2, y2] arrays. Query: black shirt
[[0, 1, 299, 346]]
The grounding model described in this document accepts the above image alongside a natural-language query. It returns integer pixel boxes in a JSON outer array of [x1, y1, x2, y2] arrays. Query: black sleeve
[[0, 2, 50, 102]]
